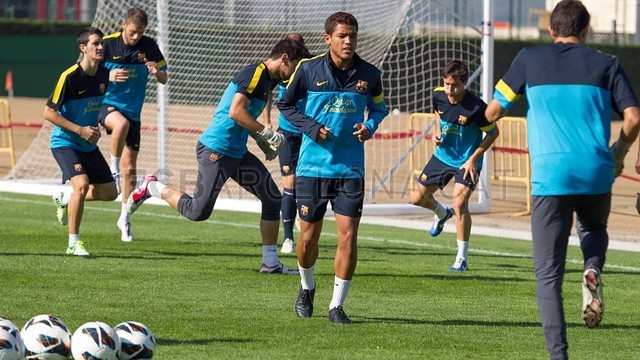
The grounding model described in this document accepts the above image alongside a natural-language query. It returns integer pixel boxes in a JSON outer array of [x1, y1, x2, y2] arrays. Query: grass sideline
[[1, 191, 639, 359]]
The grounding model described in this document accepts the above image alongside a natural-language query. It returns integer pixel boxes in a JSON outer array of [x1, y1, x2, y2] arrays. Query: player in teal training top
[[98, 7, 168, 243], [47, 27, 118, 257], [126, 38, 308, 275], [278, 12, 389, 324], [410, 60, 498, 272], [485, 1, 640, 358]]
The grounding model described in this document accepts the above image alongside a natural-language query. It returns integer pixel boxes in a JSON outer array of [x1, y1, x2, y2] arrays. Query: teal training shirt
[[493, 43, 638, 196], [199, 63, 276, 159], [102, 32, 167, 122], [47, 63, 110, 152], [432, 88, 496, 169]]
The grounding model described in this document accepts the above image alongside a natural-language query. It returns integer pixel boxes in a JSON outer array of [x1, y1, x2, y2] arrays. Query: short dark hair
[[269, 38, 310, 61], [550, 0, 590, 38], [443, 60, 469, 83], [125, 7, 149, 27], [325, 12, 358, 35], [77, 26, 104, 47], [285, 33, 305, 46]]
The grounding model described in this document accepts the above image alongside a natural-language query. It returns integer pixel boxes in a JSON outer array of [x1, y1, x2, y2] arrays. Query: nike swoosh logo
[[78, 90, 87, 94], [437, 111, 444, 114], [113, 56, 121, 60], [316, 81, 328, 86]]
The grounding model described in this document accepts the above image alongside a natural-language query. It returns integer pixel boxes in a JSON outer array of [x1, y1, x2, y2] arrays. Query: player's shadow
[[356, 272, 531, 282], [157, 337, 257, 346], [353, 317, 640, 329]]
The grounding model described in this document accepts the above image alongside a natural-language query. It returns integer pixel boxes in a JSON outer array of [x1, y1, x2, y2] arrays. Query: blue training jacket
[[277, 51, 388, 179]]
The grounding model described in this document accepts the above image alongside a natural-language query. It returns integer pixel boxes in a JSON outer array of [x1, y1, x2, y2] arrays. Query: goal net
[[10, 0, 487, 214]]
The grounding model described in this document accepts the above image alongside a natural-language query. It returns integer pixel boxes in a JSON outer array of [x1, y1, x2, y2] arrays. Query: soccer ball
[[0, 317, 24, 360], [114, 321, 156, 359], [71, 321, 121, 360], [20, 314, 71, 360]]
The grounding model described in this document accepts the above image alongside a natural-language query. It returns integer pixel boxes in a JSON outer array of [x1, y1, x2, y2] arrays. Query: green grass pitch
[[1, 191, 639, 359]]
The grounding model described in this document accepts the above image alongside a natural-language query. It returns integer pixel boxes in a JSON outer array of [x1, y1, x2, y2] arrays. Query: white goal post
[[8, 0, 495, 215]]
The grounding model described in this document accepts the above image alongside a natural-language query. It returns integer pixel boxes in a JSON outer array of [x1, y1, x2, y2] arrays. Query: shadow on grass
[[353, 316, 640, 329], [356, 272, 532, 282], [157, 337, 257, 346]]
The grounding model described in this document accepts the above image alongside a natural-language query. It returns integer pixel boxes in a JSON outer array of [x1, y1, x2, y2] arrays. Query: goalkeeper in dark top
[[126, 38, 309, 274]]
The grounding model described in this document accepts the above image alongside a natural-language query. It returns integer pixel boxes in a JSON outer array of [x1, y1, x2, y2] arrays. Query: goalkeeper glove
[[259, 127, 285, 151], [251, 133, 278, 161], [610, 139, 631, 178]]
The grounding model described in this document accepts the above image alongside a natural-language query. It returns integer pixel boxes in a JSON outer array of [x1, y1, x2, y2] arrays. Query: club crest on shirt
[[282, 165, 290, 173], [301, 205, 309, 216], [209, 153, 219, 162], [74, 163, 83, 172], [356, 80, 368, 93], [99, 83, 106, 93], [138, 53, 146, 62], [458, 115, 468, 125]]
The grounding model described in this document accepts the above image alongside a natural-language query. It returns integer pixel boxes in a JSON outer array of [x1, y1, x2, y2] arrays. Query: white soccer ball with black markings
[[114, 321, 156, 360], [71, 321, 121, 360], [20, 314, 71, 360], [0, 318, 24, 360]]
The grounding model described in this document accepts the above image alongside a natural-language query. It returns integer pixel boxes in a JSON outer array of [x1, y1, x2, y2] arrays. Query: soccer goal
[[9, 0, 495, 215]]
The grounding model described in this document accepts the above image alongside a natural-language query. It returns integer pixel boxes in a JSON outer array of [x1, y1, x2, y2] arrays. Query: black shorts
[[51, 147, 114, 184], [277, 128, 302, 176], [296, 176, 364, 222], [417, 156, 479, 191], [97, 105, 141, 152]]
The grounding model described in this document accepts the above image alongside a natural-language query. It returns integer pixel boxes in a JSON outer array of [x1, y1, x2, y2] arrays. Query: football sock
[[68, 234, 80, 247], [60, 188, 72, 206], [110, 156, 120, 173], [433, 203, 448, 219], [281, 188, 296, 240], [329, 276, 351, 310], [299, 263, 316, 290], [456, 239, 469, 259], [119, 204, 129, 223], [262, 245, 278, 267], [148, 181, 165, 198]]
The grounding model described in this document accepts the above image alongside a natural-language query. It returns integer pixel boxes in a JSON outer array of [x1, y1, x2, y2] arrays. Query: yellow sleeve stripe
[[51, 64, 79, 105], [496, 79, 517, 102], [103, 32, 121, 40], [286, 53, 324, 90], [479, 122, 496, 132], [247, 63, 266, 94], [373, 92, 384, 104], [157, 59, 167, 69]]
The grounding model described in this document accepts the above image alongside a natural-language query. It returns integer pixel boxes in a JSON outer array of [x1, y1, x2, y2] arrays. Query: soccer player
[[484, 1, 640, 358], [126, 38, 307, 274], [277, 12, 389, 324], [276, 32, 309, 254], [410, 60, 498, 272], [98, 7, 168, 242], [46, 27, 118, 256]]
